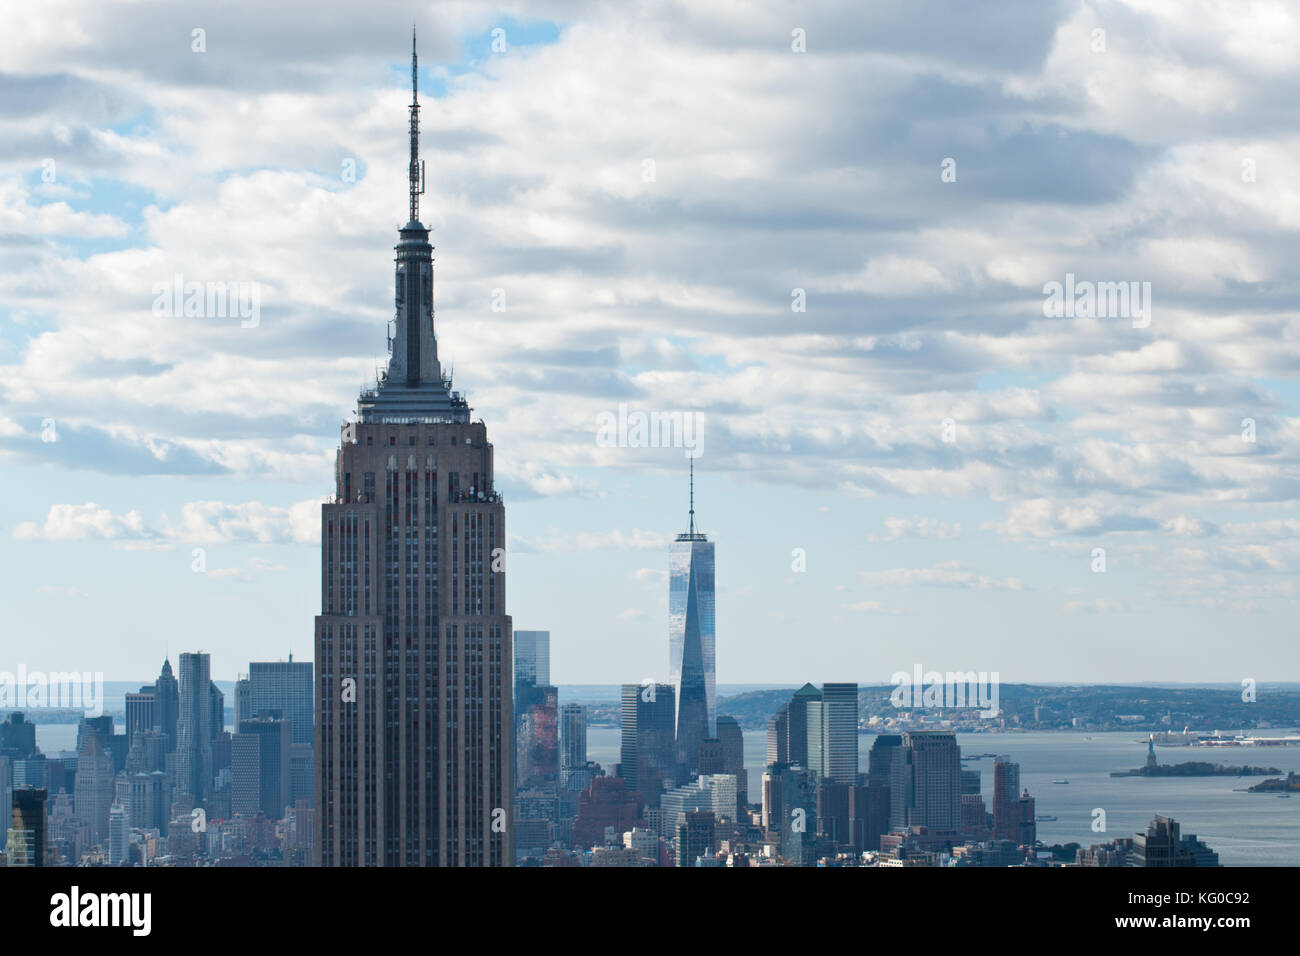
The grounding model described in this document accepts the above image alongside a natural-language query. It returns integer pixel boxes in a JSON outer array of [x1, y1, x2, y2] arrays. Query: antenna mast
[[408, 27, 425, 223], [689, 456, 696, 535]]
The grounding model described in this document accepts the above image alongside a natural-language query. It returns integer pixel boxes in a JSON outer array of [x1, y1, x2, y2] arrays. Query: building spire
[[688, 455, 696, 535], [408, 25, 424, 224]]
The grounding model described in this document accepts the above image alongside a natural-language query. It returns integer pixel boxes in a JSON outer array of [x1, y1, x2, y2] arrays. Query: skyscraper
[[124, 688, 156, 750], [233, 676, 251, 729], [249, 657, 313, 746], [74, 735, 114, 846], [174, 652, 213, 802], [514, 631, 550, 688], [766, 703, 789, 768], [716, 715, 746, 807], [5, 788, 46, 867], [108, 803, 128, 864], [559, 703, 588, 790], [894, 731, 961, 832], [668, 460, 715, 777], [820, 683, 859, 784], [209, 680, 225, 737], [232, 714, 291, 820], [315, 33, 511, 867], [806, 700, 824, 777], [992, 756, 1020, 841], [619, 682, 676, 805], [154, 658, 179, 755], [786, 683, 821, 769], [515, 684, 559, 789]]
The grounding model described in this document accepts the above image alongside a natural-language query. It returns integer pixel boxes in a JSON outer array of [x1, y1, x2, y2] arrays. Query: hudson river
[[584, 727, 1300, 866]]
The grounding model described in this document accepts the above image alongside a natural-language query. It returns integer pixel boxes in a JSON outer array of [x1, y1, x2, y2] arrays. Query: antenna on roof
[[408, 25, 426, 224], [688, 455, 696, 535]]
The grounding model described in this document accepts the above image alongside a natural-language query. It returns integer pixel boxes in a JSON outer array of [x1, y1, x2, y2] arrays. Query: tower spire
[[408, 25, 424, 224], [688, 456, 696, 535]]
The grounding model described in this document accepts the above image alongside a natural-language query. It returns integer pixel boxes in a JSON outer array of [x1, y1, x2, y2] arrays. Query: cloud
[[5, 0, 1300, 652], [14, 503, 156, 542], [14, 499, 322, 544], [511, 528, 673, 553], [870, 516, 961, 542], [633, 567, 668, 586], [840, 600, 904, 614], [859, 562, 1026, 591]]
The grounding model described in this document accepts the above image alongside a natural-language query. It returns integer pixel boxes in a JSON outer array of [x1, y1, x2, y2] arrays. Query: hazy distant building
[[249, 657, 313, 746], [0, 713, 36, 756], [806, 700, 824, 778], [850, 782, 890, 854], [766, 704, 789, 768], [894, 732, 961, 832], [5, 788, 46, 866], [716, 716, 746, 807], [514, 631, 550, 688], [314, 37, 512, 866], [516, 685, 559, 789], [820, 683, 858, 783], [108, 803, 129, 864], [573, 776, 640, 851], [209, 681, 225, 736], [74, 735, 114, 846], [992, 756, 1020, 841], [767, 766, 817, 865], [232, 677, 251, 729], [559, 703, 588, 790], [869, 734, 902, 785], [154, 658, 179, 755], [289, 744, 314, 807], [174, 652, 214, 802], [992, 757, 1035, 844], [77, 715, 117, 768], [124, 690, 156, 750], [660, 778, 720, 841], [117, 766, 168, 833], [232, 714, 291, 820], [1077, 837, 1135, 867], [1130, 814, 1218, 867], [620, 682, 676, 806], [786, 683, 821, 769], [676, 809, 716, 867], [960, 793, 992, 841], [817, 779, 852, 845]]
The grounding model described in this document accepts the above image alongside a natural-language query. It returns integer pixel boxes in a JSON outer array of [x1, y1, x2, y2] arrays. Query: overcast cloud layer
[[2, 0, 1298, 682]]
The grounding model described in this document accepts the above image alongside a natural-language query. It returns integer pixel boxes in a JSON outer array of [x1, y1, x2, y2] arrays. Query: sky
[[1, 0, 1299, 686]]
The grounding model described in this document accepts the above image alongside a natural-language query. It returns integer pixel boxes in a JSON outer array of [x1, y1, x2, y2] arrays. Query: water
[[582, 727, 1300, 866]]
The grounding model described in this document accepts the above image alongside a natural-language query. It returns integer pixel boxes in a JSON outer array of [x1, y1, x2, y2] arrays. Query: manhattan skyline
[[4, 2, 1300, 693]]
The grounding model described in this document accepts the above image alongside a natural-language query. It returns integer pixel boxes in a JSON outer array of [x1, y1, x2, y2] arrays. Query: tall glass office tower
[[668, 461, 715, 776]]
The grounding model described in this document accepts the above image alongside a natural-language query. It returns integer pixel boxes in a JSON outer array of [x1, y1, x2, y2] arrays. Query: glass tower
[[668, 460, 715, 776]]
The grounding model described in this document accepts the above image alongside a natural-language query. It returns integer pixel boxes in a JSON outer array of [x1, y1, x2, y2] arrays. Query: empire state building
[[315, 33, 512, 867]]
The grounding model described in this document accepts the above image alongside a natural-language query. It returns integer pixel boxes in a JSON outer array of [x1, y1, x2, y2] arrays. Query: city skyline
[[5, 4, 1300, 687], [4, 2, 1298, 911]]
